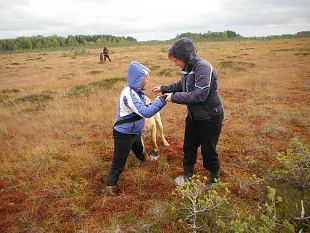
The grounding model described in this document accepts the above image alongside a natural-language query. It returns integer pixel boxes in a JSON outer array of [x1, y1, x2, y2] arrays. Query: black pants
[[106, 129, 145, 186], [104, 55, 111, 62], [183, 115, 223, 176]]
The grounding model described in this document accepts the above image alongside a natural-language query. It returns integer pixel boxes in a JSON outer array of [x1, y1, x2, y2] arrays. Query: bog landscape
[[0, 38, 309, 232]]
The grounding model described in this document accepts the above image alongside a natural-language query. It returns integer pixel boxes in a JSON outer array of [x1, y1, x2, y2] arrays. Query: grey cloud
[[0, 0, 309, 40], [218, 0, 310, 25]]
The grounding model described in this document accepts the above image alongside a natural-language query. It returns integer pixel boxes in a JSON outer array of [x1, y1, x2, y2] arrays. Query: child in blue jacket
[[106, 61, 166, 196]]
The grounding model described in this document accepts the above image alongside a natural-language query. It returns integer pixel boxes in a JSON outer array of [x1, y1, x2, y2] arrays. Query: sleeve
[[171, 63, 212, 104], [126, 89, 166, 118], [160, 79, 183, 94]]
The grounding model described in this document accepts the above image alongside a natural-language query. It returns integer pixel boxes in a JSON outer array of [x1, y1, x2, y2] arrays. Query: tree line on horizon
[[174, 30, 310, 42], [0, 30, 309, 52], [174, 30, 241, 41], [0, 34, 137, 51]]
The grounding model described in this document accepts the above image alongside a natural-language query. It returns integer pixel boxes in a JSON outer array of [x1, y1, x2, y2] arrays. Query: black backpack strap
[[114, 115, 143, 127]]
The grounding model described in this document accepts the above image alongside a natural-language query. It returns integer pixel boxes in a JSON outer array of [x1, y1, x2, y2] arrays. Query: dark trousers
[[183, 115, 223, 176], [106, 129, 145, 186], [104, 54, 111, 62]]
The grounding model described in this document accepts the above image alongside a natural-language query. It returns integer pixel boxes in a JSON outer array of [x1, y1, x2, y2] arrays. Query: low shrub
[[16, 93, 54, 103], [172, 175, 231, 233], [274, 137, 309, 190], [158, 68, 177, 77], [218, 60, 256, 72], [171, 176, 294, 233]]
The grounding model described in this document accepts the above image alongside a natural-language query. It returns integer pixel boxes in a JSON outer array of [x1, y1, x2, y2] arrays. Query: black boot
[[184, 165, 194, 180], [210, 170, 219, 183], [136, 151, 146, 162]]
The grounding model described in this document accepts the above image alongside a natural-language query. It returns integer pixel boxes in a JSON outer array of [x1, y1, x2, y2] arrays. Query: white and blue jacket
[[114, 61, 166, 134]]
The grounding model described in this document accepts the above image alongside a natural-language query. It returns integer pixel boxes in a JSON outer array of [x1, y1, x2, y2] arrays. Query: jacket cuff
[[158, 95, 167, 104], [170, 93, 176, 103], [160, 86, 164, 94]]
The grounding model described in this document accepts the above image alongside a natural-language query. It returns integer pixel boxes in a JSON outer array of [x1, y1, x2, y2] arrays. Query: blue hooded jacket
[[114, 61, 166, 134]]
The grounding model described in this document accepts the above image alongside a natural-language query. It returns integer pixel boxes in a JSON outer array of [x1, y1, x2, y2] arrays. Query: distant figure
[[99, 50, 104, 62], [100, 47, 111, 62]]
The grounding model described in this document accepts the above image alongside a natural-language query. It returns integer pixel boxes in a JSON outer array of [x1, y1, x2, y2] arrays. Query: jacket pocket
[[208, 105, 224, 118], [189, 104, 208, 120]]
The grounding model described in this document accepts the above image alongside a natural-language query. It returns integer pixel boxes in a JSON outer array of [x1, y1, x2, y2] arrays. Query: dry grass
[[1, 38, 310, 232]]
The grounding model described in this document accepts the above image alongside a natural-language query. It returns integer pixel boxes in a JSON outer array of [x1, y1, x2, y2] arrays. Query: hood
[[127, 61, 150, 93], [169, 37, 197, 63]]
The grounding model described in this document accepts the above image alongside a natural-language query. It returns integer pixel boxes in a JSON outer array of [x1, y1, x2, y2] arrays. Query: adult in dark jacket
[[152, 37, 224, 185]]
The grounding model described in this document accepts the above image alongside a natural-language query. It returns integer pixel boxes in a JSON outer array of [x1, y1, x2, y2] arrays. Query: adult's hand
[[151, 86, 161, 94]]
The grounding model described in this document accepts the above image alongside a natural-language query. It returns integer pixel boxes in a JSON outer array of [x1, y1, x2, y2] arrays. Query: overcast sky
[[0, 0, 309, 41]]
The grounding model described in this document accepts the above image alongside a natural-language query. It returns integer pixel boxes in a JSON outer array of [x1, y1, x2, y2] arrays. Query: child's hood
[[127, 61, 149, 92]]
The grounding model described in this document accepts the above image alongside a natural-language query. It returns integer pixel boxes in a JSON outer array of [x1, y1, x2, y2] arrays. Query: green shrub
[[160, 47, 168, 53], [15, 93, 54, 112], [0, 88, 21, 94], [216, 187, 294, 233], [58, 73, 77, 80], [158, 68, 176, 77], [172, 175, 231, 233], [0, 94, 12, 105], [71, 47, 90, 56], [16, 93, 54, 103], [271, 138, 309, 232], [89, 76, 125, 89], [274, 137, 309, 190], [149, 65, 160, 71], [171, 176, 294, 233], [218, 60, 256, 72], [65, 76, 125, 98], [66, 85, 93, 97], [87, 70, 104, 75]]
